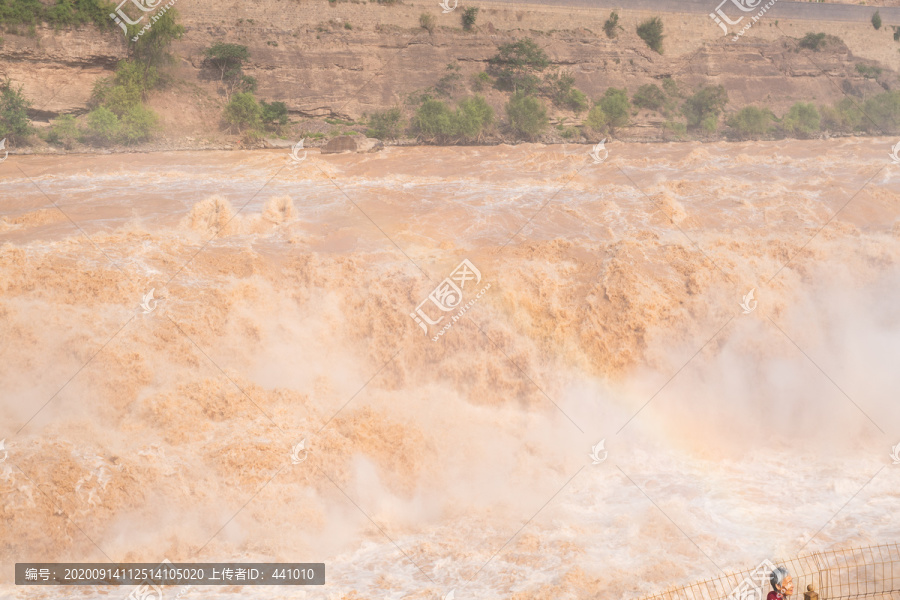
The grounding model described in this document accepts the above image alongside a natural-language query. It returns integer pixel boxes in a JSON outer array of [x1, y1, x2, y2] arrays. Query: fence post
[[803, 583, 818, 600]]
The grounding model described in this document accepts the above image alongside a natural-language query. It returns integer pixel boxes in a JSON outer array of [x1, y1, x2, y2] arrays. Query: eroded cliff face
[[0, 0, 897, 139]]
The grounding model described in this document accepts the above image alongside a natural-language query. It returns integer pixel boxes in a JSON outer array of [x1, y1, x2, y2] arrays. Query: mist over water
[[1, 140, 899, 600]]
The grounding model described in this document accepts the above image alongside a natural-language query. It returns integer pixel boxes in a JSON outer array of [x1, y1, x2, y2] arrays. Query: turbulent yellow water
[[1, 140, 899, 600]]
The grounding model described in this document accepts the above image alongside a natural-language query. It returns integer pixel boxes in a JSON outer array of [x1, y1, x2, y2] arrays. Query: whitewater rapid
[[1, 140, 899, 600]]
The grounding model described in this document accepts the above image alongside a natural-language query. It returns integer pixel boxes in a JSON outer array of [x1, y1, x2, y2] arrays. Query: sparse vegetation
[[505, 92, 547, 140], [462, 6, 478, 31], [636, 16, 664, 54], [544, 71, 589, 112], [856, 64, 882, 79], [46, 114, 79, 148], [603, 11, 620, 39], [798, 32, 827, 51], [419, 12, 435, 33]]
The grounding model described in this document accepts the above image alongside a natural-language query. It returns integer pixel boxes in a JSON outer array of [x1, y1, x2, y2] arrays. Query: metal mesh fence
[[636, 544, 900, 600]]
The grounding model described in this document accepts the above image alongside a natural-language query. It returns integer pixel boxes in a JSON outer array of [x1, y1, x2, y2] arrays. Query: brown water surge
[[1, 140, 899, 599]]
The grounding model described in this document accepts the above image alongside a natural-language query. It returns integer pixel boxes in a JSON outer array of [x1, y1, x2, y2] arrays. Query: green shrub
[[662, 77, 681, 99], [413, 98, 455, 140], [471, 71, 492, 92], [598, 87, 630, 128], [799, 32, 827, 51], [863, 90, 900, 133], [118, 104, 159, 144], [46, 114, 79, 148], [662, 120, 687, 138], [636, 16, 664, 53], [872, 10, 882, 30], [545, 72, 588, 112], [223, 92, 262, 132], [462, 7, 478, 31], [505, 92, 547, 140], [435, 63, 462, 97], [632, 84, 666, 112], [84, 107, 119, 146], [682, 85, 727, 130], [261, 100, 289, 130], [0, 78, 33, 142], [584, 104, 608, 132], [603, 11, 620, 39], [454, 94, 493, 140], [0, 0, 113, 29], [893, 26, 900, 42], [367, 107, 404, 140], [856, 64, 882, 79], [420, 12, 435, 33], [488, 38, 549, 93], [781, 102, 820, 138], [820, 98, 863, 133], [727, 106, 774, 139]]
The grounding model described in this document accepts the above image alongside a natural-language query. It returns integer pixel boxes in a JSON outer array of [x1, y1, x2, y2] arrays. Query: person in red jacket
[[768, 566, 794, 600]]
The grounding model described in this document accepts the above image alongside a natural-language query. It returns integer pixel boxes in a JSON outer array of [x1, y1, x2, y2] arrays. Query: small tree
[[781, 102, 820, 138], [636, 17, 664, 54], [506, 93, 547, 140], [462, 7, 478, 31], [0, 78, 34, 142], [205, 42, 252, 99], [129, 9, 185, 87], [420, 13, 435, 33], [872, 10, 882, 30], [488, 38, 550, 93], [603, 11, 620, 39]]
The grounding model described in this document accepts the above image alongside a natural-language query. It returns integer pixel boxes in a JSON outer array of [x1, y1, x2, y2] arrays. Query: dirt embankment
[[1, 0, 899, 147]]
